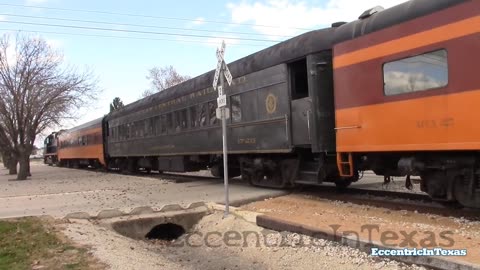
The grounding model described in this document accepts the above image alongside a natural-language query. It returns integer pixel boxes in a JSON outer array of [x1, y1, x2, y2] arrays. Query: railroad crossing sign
[[213, 41, 233, 93], [212, 40, 231, 217]]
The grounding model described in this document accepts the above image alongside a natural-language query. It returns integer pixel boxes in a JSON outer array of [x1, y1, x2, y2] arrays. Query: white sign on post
[[217, 94, 227, 108], [216, 107, 230, 119], [224, 64, 232, 86], [213, 42, 225, 90]]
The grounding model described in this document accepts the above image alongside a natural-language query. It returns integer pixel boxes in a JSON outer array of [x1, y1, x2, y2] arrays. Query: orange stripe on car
[[335, 89, 480, 152], [334, 16, 480, 69]]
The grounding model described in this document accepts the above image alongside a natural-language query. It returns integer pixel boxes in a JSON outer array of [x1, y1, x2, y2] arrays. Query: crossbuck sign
[[213, 40, 232, 217], [213, 41, 232, 108]]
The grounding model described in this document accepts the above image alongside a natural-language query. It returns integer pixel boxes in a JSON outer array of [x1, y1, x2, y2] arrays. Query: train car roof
[[60, 117, 103, 135], [107, 27, 335, 119], [333, 0, 468, 45]]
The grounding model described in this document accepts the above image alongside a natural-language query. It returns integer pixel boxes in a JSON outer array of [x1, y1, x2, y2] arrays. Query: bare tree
[[142, 65, 190, 97], [0, 33, 97, 180], [109, 97, 124, 112]]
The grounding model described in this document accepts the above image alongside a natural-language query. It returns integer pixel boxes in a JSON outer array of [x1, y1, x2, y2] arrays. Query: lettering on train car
[[416, 118, 454, 129], [238, 138, 256, 145]]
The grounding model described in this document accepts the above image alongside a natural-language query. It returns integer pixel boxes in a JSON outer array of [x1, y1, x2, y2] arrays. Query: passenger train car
[[104, 26, 338, 187], [45, 0, 480, 208], [333, 0, 479, 208], [56, 118, 106, 168]]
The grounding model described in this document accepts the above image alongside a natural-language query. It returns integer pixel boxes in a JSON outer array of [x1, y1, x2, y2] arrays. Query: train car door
[[307, 51, 335, 153], [289, 51, 335, 151], [289, 58, 312, 146]]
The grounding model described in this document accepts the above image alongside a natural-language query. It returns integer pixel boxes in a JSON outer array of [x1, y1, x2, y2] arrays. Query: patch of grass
[[0, 217, 101, 270]]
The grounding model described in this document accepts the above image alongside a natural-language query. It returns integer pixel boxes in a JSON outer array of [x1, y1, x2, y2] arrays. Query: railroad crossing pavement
[[0, 161, 286, 219]]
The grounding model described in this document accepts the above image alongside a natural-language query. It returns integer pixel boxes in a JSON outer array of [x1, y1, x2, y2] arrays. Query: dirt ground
[[241, 194, 480, 266], [58, 211, 428, 270], [0, 163, 285, 218]]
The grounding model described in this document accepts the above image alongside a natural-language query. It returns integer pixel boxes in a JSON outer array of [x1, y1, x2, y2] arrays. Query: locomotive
[[44, 0, 480, 209]]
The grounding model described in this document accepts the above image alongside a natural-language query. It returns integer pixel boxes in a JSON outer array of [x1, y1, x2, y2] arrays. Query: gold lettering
[[238, 138, 256, 144]]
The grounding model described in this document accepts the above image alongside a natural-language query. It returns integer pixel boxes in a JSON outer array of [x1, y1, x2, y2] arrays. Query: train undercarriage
[[238, 153, 355, 189], [358, 152, 480, 209]]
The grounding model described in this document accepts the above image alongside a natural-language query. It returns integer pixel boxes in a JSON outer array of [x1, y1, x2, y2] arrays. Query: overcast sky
[[0, 0, 407, 143]]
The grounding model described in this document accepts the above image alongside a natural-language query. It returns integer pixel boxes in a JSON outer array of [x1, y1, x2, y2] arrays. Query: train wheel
[[126, 159, 138, 174], [453, 173, 480, 209], [210, 165, 241, 179], [420, 170, 452, 201], [240, 158, 298, 189], [334, 171, 359, 189]]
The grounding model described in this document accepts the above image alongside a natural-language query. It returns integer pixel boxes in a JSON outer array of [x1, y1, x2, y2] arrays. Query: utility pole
[[213, 40, 233, 217]]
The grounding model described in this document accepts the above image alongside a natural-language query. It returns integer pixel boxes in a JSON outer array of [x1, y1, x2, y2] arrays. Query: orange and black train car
[[56, 117, 106, 168], [333, 0, 479, 208]]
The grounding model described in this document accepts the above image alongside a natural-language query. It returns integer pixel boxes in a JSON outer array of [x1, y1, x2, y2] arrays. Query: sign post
[[213, 41, 232, 217]]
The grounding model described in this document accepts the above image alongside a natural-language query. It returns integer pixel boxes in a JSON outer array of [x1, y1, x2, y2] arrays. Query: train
[[44, 0, 480, 209]]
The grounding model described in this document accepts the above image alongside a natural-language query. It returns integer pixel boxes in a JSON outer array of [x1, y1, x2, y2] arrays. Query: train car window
[[142, 120, 147, 137], [190, 106, 198, 128], [208, 101, 218, 125], [384, 49, 448, 96], [138, 120, 147, 137], [126, 123, 130, 139], [167, 113, 173, 133], [132, 122, 137, 138], [160, 115, 167, 134], [130, 122, 138, 138], [153, 116, 160, 135], [148, 118, 155, 136], [289, 59, 309, 100], [174, 111, 181, 132], [181, 109, 188, 130], [199, 104, 207, 127], [133, 122, 138, 138], [138, 121, 144, 137], [230, 95, 242, 123], [143, 120, 148, 136]]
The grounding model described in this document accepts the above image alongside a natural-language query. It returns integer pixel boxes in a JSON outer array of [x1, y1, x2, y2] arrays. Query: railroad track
[[77, 167, 480, 220], [158, 172, 480, 220]]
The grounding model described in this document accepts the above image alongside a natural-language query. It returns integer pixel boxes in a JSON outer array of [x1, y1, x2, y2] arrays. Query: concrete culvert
[[109, 208, 207, 240], [145, 223, 185, 241]]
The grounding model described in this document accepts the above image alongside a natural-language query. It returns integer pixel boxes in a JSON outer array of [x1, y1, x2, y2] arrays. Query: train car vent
[[331, 21, 347, 28], [358, 6, 384, 19]]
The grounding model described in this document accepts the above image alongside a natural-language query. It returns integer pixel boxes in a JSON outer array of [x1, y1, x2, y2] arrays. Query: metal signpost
[[213, 41, 232, 217]]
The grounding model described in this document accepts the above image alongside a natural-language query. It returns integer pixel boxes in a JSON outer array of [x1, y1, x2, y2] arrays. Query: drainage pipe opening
[[145, 223, 186, 241]]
